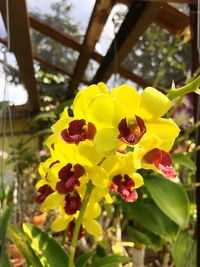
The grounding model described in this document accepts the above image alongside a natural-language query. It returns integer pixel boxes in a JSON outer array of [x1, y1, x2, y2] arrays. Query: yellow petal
[[104, 193, 113, 204], [84, 202, 101, 219], [53, 138, 77, 164], [111, 85, 140, 118], [90, 187, 109, 202], [94, 128, 120, 154], [73, 84, 103, 118], [83, 219, 102, 237], [41, 192, 64, 210], [138, 87, 172, 119], [76, 140, 103, 167], [145, 118, 180, 141], [133, 139, 160, 170], [51, 217, 69, 232], [97, 82, 109, 94], [87, 94, 122, 128], [101, 155, 122, 177], [44, 134, 56, 151], [51, 116, 71, 135], [132, 173, 144, 188], [35, 179, 46, 190], [46, 164, 61, 189], [88, 166, 109, 188]]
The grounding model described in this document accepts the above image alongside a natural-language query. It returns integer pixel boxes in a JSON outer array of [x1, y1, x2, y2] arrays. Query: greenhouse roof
[[0, 0, 197, 113]]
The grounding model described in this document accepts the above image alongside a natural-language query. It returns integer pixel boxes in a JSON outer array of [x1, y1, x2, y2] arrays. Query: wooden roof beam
[[92, 1, 162, 84], [34, 55, 90, 85], [121, 0, 196, 4], [29, 15, 80, 51], [121, 1, 190, 35], [26, 18, 152, 88], [0, 0, 39, 111], [66, 0, 116, 98], [155, 4, 190, 35], [0, 35, 150, 92]]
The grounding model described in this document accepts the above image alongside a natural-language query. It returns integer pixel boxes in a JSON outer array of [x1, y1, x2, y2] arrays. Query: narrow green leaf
[[144, 173, 189, 228], [89, 255, 130, 267], [9, 225, 43, 267], [23, 223, 69, 267], [31, 112, 56, 123], [0, 254, 12, 267], [172, 231, 196, 267], [0, 206, 12, 255], [122, 199, 178, 241], [172, 153, 196, 171], [24, 128, 52, 145], [75, 250, 95, 267], [126, 226, 163, 251]]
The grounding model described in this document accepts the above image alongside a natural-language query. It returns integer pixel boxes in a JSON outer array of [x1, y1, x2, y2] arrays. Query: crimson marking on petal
[[110, 174, 137, 202], [58, 163, 73, 180], [49, 160, 60, 169], [35, 184, 54, 203], [51, 143, 55, 150], [74, 164, 85, 178], [67, 219, 85, 241], [143, 148, 176, 178], [64, 192, 81, 215], [56, 163, 84, 194], [117, 148, 128, 154], [118, 116, 146, 145], [61, 119, 96, 144], [87, 122, 96, 140]]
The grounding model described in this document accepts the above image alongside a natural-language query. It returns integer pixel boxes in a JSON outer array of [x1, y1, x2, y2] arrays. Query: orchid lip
[[118, 116, 146, 145], [61, 119, 96, 144], [64, 191, 81, 215], [56, 163, 85, 194], [35, 184, 54, 203], [110, 174, 138, 202], [143, 148, 177, 178]]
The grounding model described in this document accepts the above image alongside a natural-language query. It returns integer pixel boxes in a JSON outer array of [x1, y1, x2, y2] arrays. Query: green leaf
[[122, 199, 178, 241], [172, 153, 196, 171], [55, 100, 73, 116], [31, 112, 56, 124], [9, 225, 43, 267], [144, 173, 189, 228], [0, 254, 12, 267], [23, 223, 69, 267], [75, 250, 95, 267], [172, 231, 196, 267], [88, 255, 130, 267], [126, 226, 163, 251], [0, 206, 12, 255], [24, 128, 52, 145]]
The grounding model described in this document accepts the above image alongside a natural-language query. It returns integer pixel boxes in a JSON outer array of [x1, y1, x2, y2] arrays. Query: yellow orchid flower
[[51, 201, 102, 238], [36, 82, 181, 244], [79, 84, 177, 155]]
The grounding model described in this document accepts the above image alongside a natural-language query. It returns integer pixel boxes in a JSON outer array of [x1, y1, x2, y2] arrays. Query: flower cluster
[[36, 83, 180, 239]]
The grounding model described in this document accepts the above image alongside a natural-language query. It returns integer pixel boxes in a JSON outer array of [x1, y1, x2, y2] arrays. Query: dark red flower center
[[61, 119, 96, 144], [35, 184, 54, 203], [64, 191, 81, 215], [67, 219, 85, 241], [110, 174, 138, 202], [56, 163, 85, 194], [118, 116, 146, 145], [143, 148, 176, 178]]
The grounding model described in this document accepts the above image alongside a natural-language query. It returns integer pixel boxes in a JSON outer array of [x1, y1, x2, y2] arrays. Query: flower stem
[[167, 75, 200, 100], [68, 180, 93, 267]]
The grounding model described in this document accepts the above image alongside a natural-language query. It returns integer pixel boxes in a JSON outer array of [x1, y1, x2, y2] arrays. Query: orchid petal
[[84, 219, 101, 237], [138, 87, 172, 119], [111, 85, 140, 117]]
